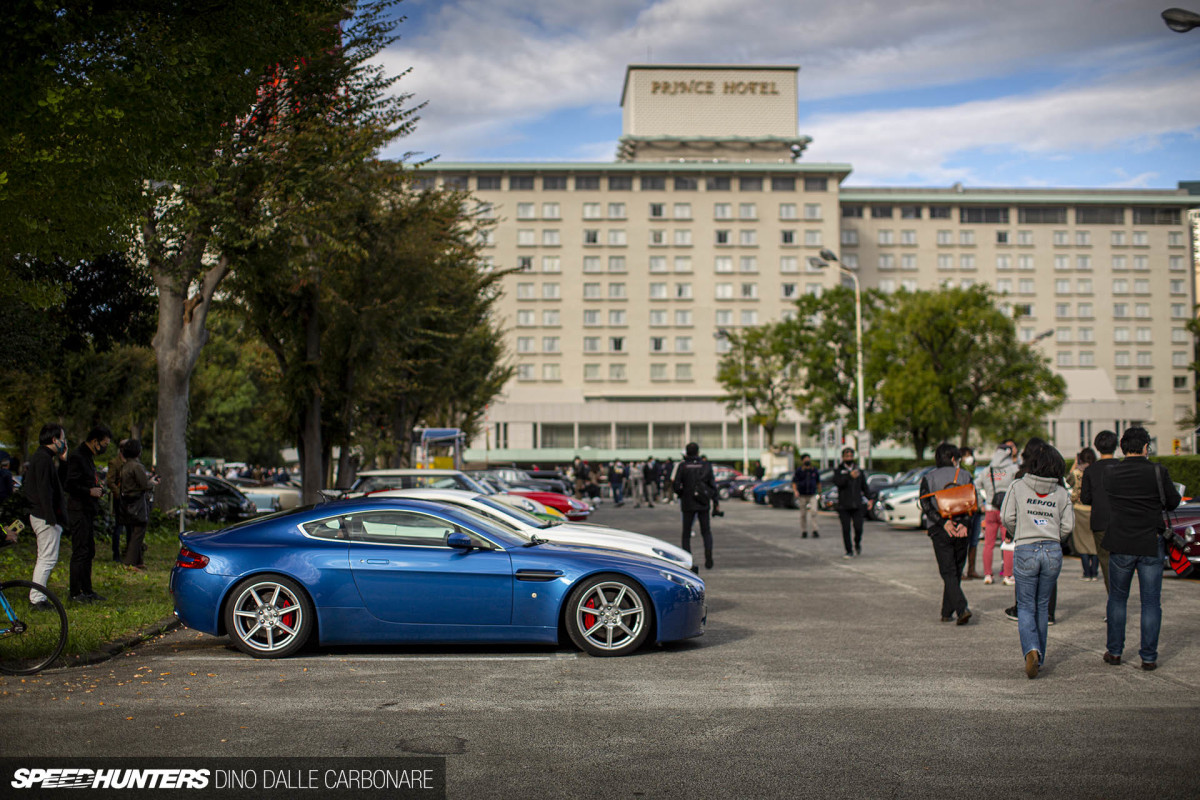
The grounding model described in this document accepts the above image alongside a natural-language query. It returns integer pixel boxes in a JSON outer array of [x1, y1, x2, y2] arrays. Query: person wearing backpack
[[919, 443, 976, 625], [673, 442, 718, 573], [1000, 444, 1074, 679]]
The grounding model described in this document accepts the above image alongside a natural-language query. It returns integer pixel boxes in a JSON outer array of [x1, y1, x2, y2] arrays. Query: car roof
[[355, 469, 465, 477]]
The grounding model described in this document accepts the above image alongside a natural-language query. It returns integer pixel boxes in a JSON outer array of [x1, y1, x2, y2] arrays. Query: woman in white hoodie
[[1000, 445, 1074, 679]]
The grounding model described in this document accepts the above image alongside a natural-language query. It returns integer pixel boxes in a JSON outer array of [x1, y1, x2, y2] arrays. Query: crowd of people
[[569, 455, 684, 509]]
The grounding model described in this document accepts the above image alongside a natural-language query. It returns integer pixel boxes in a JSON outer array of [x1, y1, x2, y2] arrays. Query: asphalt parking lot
[[3, 499, 1198, 799]]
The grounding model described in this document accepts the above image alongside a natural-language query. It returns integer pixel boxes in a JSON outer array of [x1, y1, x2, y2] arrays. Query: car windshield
[[352, 472, 490, 495], [474, 495, 557, 530]]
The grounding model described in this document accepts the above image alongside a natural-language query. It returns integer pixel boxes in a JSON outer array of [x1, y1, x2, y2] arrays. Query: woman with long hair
[[1067, 448, 1099, 580]]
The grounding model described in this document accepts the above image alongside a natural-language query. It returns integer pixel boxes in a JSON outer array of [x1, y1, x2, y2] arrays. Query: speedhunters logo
[[12, 769, 210, 789]]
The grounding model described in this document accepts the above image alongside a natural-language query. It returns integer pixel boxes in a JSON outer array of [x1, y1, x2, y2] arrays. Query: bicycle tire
[[0, 580, 69, 675]]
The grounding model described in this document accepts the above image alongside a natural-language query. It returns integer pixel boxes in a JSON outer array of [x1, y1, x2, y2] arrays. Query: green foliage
[[715, 325, 801, 446], [1150, 456, 1200, 497]]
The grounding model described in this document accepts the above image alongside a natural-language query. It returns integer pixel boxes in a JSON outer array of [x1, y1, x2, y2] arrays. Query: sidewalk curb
[[61, 615, 182, 670]]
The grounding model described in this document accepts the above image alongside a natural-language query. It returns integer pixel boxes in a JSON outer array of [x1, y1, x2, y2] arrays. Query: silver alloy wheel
[[231, 581, 305, 653], [573, 580, 645, 652]]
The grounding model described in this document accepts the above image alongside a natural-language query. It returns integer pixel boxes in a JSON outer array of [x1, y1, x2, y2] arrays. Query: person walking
[[641, 457, 658, 508], [1066, 447, 1099, 581], [117, 439, 156, 570], [1100, 426, 1180, 671], [64, 425, 112, 603], [573, 457, 590, 499], [608, 461, 626, 507], [105, 438, 128, 562], [832, 447, 871, 558], [918, 443, 975, 625], [674, 443, 717, 572], [1080, 430, 1120, 592], [22, 424, 69, 609], [1000, 444, 1074, 679], [661, 457, 676, 504], [977, 439, 1018, 585], [791, 453, 821, 539]]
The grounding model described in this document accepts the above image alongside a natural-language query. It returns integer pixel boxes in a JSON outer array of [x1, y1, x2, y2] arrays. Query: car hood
[[510, 541, 702, 584], [541, 523, 691, 565]]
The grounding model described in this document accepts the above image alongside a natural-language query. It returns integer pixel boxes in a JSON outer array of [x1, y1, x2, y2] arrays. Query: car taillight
[[176, 547, 210, 569]]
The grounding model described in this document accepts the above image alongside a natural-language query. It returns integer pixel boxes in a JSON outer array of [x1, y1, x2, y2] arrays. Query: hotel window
[[1014, 303, 1034, 318], [1115, 376, 1131, 391], [715, 256, 734, 274], [673, 203, 692, 220], [901, 278, 919, 292], [805, 283, 822, 297], [1113, 302, 1129, 318], [805, 177, 828, 192], [518, 310, 537, 327], [1137, 376, 1152, 390], [741, 282, 758, 299], [771, 177, 796, 192], [1169, 231, 1184, 246], [738, 229, 756, 246], [1137, 327, 1153, 342], [649, 282, 668, 299], [996, 231, 1009, 244], [583, 364, 600, 381], [997, 279, 1013, 294], [675, 309, 693, 326], [542, 309, 560, 326], [539, 203, 560, 220], [641, 176, 665, 191], [649, 202, 665, 218], [582, 203, 602, 220], [609, 336, 625, 352], [1171, 279, 1186, 294], [715, 283, 734, 299], [1170, 256, 1186, 271], [517, 256, 533, 272], [937, 254, 953, 270], [1172, 303, 1187, 319], [542, 175, 567, 190], [1133, 256, 1149, 271], [608, 255, 626, 273], [649, 337, 666, 353], [477, 176, 502, 190], [675, 256, 693, 273], [959, 231, 976, 245], [739, 256, 757, 273], [583, 256, 601, 273], [583, 310, 600, 326], [841, 229, 859, 246], [1055, 280, 1070, 294], [804, 204, 822, 220], [676, 282, 693, 299], [901, 254, 917, 271], [510, 176, 534, 190], [517, 364, 535, 381], [650, 363, 668, 381], [475, 201, 495, 219], [1111, 231, 1127, 246], [1019, 279, 1035, 294], [961, 254, 976, 270], [1111, 255, 1127, 271], [1173, 328, 1189, 343], [1076, 255, 1091, 270], [937, 230, 953, 245], [739, 203, 758, 220], [780, 256, 799, 273], [929, 206, 952, 219], [583, 283, 601, 299], [707, 176, 731, 191], [740, 177, 762, 191], [542, 256, 561, 273], [606, 202, 626, 220], [961, 278, 976, 290], [542, 230, 560, 246], [650, 229, 667, 246], [517, 229, 536, 246], [779, 203, 798, 220], [962, 207, 1009, 224], [675, 337, 693, 353], [675, 363, 693, 381], [1174, 352, 1189, 367], [1057, 352, 1073, 367], [842, 205, 863, 218], [542, 336, 560, 353], [879, 279, 896, 293], [1055, 303, 1070, 319], [714, 230, 730, 245], [1114, 327, 1130, 342], [1075, 231, 1091, 246], [542, 283, 561, 300], [583, 229, 600, 245], [1133, 279, 1150, 295], [649, 256, 667, 273], [609, 308, 627, 325], [609, 364, 626, 381], [1018, 255, 1035, 270], [1135, 352, 1151, 366], [871, 206, 893, 219], [576, 176, 601, 191], [1052, 231, 1069, 245], [673, 229, 692, 246], [1133, 208, 1181, 225], [649, 310, 667, 326], [740, 310, 759, 325], [844, 253, 860, 269], [715, 310, 733, 326], [781, 283, 798, 299], [607, 175, 632, 191], [608, 283, 626, 300], [674, 177, 698, 191], [1052, 255, 1068, 271], [878, 230, 894, 246], [1017, 230, 1034, 245], [516, 282, 535, 300], [1132, 231, 1148, 245], [516, 337, 534, 353], [997, 254, 1013, 270], [780, 230, 796, 245], [901, 205, 922, 219], [880, 254, 896, 270], [1077, 302, 1093, 318], [714, 203, 733, 219], [1078, 327, 1094, 342], [901, 230, 917, 245], [542, 364, 561, 381]]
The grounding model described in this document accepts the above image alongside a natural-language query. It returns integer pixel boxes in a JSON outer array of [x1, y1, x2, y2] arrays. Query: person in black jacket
[[22, 424, 70, 609], [832, 447, 871, 558], [63, 425, 112, 603], [673, 442, 718, 572], [1079, 429, 1120, 591], [641, 457, 658, 508], [919, 443, 974, 625], [1100, 426, 1180, 671]]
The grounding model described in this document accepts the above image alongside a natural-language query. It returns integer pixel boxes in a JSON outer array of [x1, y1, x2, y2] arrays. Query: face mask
[[962, 455, 974, 466], [55, 439, 67, 454]]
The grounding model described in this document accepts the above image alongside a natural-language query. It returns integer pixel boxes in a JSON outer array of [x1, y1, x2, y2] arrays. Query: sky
[[375, 0, 1200, 189]]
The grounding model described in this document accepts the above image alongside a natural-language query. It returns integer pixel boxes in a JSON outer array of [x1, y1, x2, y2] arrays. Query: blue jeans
[[967, 513, 982, 549], [1014, 541, 1062, 665], [1106, 540, 1164, 664]]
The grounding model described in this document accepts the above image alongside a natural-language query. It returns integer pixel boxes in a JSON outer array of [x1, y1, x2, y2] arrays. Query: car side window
[[351, 510, 457, 547], [302, 516, 349, 540]]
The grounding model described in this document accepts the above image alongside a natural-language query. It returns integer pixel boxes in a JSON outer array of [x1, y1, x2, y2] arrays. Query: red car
[[468, 473, 592, 522], [1166, 502, 1200, 577]]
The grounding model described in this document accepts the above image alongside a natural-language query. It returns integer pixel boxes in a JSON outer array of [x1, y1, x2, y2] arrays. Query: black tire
[[0, 580, 68, 675], [564, 573, 653, 657], [718, 486, 731, 500], [223, 574, 314, 659]]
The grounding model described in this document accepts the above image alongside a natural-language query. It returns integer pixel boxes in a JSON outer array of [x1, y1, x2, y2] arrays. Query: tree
[[715, 325, 799, 448]]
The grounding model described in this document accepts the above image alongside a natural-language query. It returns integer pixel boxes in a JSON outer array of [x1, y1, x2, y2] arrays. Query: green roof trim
[[840, 190, 1198, 206], [419, 161, 853, 174]]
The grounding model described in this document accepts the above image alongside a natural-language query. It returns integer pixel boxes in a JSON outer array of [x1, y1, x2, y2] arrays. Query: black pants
[[122, 522, 147, 567], [67, 504, 96, 597], [930, 528, 970, 618], [681, 509, 713, 556], [111, 518, 125, 560], [837, 507, 865, 554]]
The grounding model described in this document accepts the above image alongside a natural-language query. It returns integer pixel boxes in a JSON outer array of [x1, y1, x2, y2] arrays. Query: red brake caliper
[[583, 597, 596, 629], [280, 598, 294, 629]]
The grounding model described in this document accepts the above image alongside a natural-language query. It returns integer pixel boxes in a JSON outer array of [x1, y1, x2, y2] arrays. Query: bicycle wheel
[[0, 580, 68, 675]]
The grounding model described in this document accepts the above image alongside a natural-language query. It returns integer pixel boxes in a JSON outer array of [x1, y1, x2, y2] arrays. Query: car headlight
[[660, 570, 702, 589], [1186, 526, 1196, 544], [653, 547, 686, 563]]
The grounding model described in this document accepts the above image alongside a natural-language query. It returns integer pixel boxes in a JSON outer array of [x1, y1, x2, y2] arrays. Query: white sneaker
[[1002, 576, 1016, 586], [983, 575, 993, 585]]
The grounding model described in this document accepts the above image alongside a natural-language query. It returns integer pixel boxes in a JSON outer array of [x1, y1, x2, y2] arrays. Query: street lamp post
[[1163, 7, 1200, 31], [715, 328, 750, 475], [808, 249, 866, 463]]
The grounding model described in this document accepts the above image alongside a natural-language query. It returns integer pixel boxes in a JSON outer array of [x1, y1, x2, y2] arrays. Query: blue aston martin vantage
[[170, 498, 706, 658]]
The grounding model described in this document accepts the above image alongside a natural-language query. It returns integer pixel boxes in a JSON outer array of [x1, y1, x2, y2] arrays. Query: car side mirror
[[446, 531, 474, 549]]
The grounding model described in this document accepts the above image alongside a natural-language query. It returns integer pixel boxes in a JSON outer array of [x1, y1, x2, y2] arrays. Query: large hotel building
[[415, 65, 1200, 465]]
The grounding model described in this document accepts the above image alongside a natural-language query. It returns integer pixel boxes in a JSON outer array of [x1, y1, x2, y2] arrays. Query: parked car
[[170, 497, 706, 658], [373, 489, 692, 568], [345, 469, 491, 497], [471, 473, 592, 522], [720, 476, 758, 501], [187, 475, 257, 523], [468, 468, 573, 496], [880, 484, 924, 529], [225, 476, 302, 511]]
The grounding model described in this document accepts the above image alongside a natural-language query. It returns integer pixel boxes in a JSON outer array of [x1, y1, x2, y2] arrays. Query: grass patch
[[1, 515, 222, 663]]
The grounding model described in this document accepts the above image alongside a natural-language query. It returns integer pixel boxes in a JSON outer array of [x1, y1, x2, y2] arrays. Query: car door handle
[[362, 559, 390, 565]]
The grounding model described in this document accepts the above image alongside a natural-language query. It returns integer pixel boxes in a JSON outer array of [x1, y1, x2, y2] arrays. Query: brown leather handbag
[[921, 468, 979, 519]]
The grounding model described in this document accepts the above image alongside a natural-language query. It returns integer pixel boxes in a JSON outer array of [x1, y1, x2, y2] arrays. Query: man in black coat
[[832, 447, 871, 558], [1079, 429, 1120, 591], [63, 425, 112, 603], [673, 443, 718, 572], [22, 424, 70, 609], [1099, 427, 1180, 671]]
